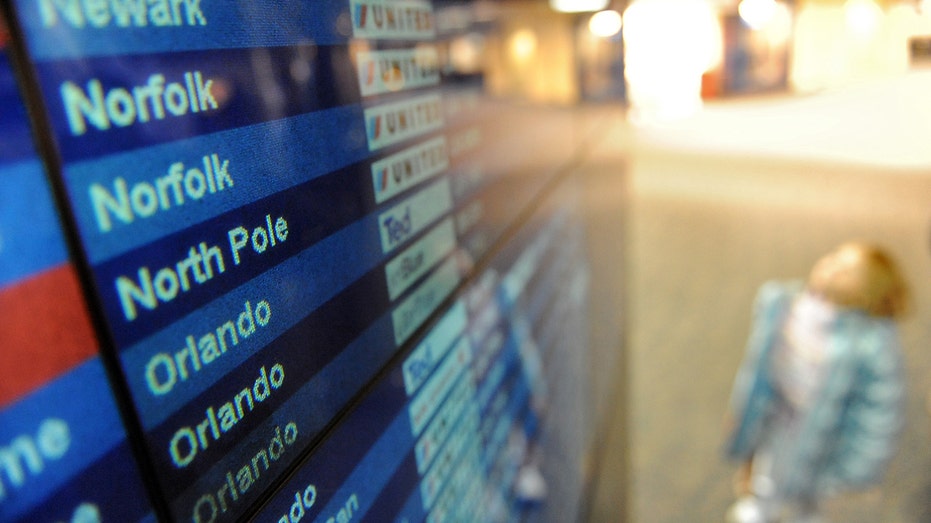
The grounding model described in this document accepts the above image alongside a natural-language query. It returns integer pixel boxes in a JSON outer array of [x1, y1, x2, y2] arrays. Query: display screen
[[0, 1, 623, 521]]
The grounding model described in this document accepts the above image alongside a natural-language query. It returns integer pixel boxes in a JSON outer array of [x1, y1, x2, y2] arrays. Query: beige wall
[[791, 0, 931, 92], [483, 2, 580, 105]]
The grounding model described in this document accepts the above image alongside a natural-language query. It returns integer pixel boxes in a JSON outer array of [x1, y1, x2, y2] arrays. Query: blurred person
[[723, 242, 909, 523]]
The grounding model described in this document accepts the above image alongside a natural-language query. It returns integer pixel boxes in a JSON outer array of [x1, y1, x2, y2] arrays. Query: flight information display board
[[0, 1, 623, 522]]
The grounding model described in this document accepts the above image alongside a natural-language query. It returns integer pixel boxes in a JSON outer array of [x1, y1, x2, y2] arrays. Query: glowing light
[[623, 0, 723, 123], [589, 10, 623, 37], [449, 34, 484, 74], [738, 0, 778, 30], [509, 29, 538, 63], [550, 0, 609, 13], [845, 0, 883, 38], [764, 3, 793, 45]]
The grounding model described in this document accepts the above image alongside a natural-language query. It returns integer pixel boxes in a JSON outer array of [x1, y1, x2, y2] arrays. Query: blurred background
[[434, 0, 931, 521]]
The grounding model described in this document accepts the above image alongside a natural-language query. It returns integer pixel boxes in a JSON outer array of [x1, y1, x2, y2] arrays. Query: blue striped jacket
[[724, 281, 905, 498]]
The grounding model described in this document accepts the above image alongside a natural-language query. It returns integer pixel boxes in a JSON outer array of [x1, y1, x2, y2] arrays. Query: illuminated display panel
[[2, 1, 623, 521]]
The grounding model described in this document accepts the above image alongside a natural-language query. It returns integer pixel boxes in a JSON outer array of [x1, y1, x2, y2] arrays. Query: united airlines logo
[[376, 165, 390, 192], [364, 93, 444, 151], [350, 0, 434, 40], [371, 136, 448, 204], [357, 48, 440, 97]]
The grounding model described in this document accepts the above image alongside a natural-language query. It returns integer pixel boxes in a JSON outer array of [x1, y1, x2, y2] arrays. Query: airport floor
[[581, 78, 931, 523]]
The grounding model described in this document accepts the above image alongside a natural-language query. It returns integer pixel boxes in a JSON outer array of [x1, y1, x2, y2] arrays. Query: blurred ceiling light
[[589, 10, 623, 37], [509, 29, 537, 63], [738, 0, 777, 29], [762, 2, 793, 44], [844, 0, 883, 38], [449, 33, 484, 74], [623, 0, 723, 123], [623, 0, 722, 74], [550, 0, 609, 13]]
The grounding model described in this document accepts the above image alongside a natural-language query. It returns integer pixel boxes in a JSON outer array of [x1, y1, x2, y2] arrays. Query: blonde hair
[[807, 242, 910, 318]]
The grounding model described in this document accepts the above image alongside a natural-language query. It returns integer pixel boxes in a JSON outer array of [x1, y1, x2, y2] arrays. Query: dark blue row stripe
[[391, 482, 426, 523], [13, 441, 153, 523], [365, 453, 420, 521], [0, 54, 39, 164]]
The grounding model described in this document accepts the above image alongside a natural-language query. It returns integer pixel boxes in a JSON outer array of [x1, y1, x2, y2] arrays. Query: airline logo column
[[351, 0, 461, 350], [0, 37, 153, 522]]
